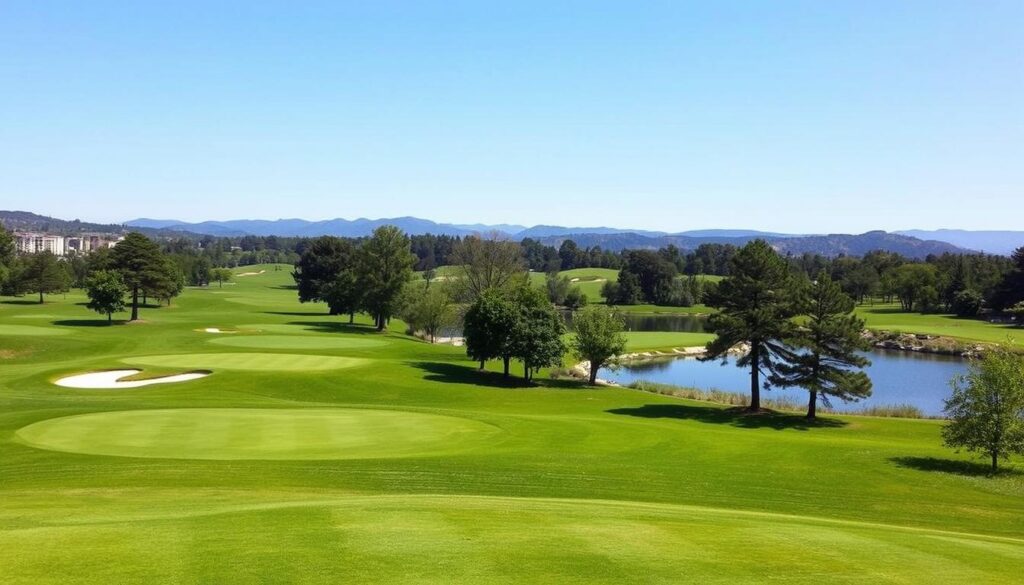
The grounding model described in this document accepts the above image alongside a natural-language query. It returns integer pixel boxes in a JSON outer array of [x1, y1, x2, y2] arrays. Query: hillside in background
[[1, 210, 984, 259], [896, 229, 1024, 255]]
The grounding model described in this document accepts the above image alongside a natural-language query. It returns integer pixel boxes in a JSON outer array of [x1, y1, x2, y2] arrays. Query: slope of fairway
[[0, 493, 1021, 584], [0, 324, 70, 336], [122, 352, 367, 371], [208, 335, 387, 350], [15, 408, 500, 460], [2, 263, 1023, 583]]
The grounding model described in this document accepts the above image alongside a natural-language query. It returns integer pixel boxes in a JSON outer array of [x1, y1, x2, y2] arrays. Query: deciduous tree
[[572, 307, 627, 385], [85, 270, 127, 322], [358, 226, 416, 330], [943, 347, 1024, 473]]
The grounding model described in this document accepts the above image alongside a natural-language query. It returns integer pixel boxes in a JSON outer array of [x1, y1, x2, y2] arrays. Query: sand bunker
[[55, 369, 210, 389], [201, 327, 237, 334], [237, 270, 266, 277]]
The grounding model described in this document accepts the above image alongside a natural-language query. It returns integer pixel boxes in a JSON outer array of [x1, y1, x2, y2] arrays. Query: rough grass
[[628, 380, 928, 419], [1, 263, 1022, 582]]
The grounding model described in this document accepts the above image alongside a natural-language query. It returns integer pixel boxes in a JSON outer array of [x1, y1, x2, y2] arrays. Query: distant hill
[[896, 229, 1024, 256], [0, 210, 189, 238], [533, 230, 969, 259], [0, 211, 963, 259]]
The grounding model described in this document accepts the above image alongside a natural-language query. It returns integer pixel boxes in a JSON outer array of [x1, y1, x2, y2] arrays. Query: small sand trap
[[55, 369, 210, 389], [236, 270, 266, 277]]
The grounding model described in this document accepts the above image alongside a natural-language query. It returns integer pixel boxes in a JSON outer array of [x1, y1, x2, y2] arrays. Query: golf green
[[208, 335, 387, 350], [15, 408, 501, 460], [0, 324, 70, 336], [122, 352, 367, 371]]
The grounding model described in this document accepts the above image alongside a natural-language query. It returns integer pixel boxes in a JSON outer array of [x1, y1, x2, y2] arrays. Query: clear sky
[[1, 1, 1021, 232]]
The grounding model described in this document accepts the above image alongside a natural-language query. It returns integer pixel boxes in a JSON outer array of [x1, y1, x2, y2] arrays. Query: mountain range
[[123, 216, 987, 258], [5, 210, 1022, 259]]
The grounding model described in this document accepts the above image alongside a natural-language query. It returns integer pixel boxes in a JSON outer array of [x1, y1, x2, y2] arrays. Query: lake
[[600, 349, 968, 416]]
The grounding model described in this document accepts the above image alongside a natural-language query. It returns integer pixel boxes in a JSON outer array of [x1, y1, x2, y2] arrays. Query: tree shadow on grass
[[1, 299, 42, 306], [263, 310, 331, 317], [889, 456, 1021, 478], [51, 319, 128, 327], [411, 361, 582, 390], [607, 403, 847, 431], [286, 321, 380, 335]]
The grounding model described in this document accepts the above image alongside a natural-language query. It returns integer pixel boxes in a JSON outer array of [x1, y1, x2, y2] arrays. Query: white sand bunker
[[202, 327, 236, 333], [237, 270, 266, 277], [55, 369, 210, 389]]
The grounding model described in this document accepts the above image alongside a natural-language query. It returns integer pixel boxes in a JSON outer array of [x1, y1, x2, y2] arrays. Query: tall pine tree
[[772, 273, 872, 418], [701, 240, 796, 411]]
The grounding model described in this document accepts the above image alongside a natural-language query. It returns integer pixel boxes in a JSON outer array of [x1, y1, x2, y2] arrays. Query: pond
[[599, 349, 968, 417]]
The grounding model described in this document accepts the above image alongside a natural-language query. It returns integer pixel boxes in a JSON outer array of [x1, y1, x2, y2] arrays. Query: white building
[[14, 232, 123, 256], [16, 233, 66, 255]]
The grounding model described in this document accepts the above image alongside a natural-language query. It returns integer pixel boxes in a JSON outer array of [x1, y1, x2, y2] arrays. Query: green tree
[[85, 270, 128, 322], [509, 286, 566, 382], [211, 267, 234, 288], [1009, 302, 1024, 326], [292, 237, 355, 306], [322, 268, 363, 322], [463, 289, 519, 374], [572, 307, 627, 385], [771, 274, 872, 418], [449, 234, 527, 302], [400, 283, 454, 343], [358, 226, 416, 330], [22, 252, 69, 303], [702, 240, 797, 412], [109, 232, 166, 320], [943, 347, 1024, 473], [892, 263, 938, 312], [0, 226, 16, 290]]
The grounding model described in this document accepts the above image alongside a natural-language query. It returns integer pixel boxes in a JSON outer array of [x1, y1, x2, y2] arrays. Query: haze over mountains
[[4, 210, 1023, 259], [120, 215, 1016, 259]]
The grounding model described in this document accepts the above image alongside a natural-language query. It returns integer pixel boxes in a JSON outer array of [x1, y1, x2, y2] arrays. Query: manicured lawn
[[857, 303, 1024, 347], [1, 263, 1022, 582]]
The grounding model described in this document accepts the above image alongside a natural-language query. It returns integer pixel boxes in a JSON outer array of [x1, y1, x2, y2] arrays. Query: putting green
[[15, 408, 501, 460], [208, 335, 386, 350], [122, 352, 367, 371], [0, 324, 70, 336]]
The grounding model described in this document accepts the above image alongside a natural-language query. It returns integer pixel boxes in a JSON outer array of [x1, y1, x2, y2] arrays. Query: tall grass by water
[[628, 380, 928, 419]]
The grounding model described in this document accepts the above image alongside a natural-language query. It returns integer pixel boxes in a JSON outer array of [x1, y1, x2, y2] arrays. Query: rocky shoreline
[[861, 330, 988, 358]]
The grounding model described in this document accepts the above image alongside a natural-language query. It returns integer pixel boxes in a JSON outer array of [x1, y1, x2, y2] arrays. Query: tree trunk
[[807, 391, 817, 419], [349, 312, 354, 324], [479, 359, 485, 371], [39, 290, 43, 303], [130, 286, 139, 321], [503, 356, 510, 377], [992, 451, 998, 473], [107, 312, 112, 323], [589, 360, 599, 385], [748, 340, 761, 411]]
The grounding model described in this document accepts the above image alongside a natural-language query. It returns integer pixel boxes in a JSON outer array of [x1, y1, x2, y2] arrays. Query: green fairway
[[208, 335, 388, 350], [15, 408, 500, 460], [0, 323, 70, 336], [2, 263, 1023, 582], [857, 303, 1024, 347], [122, 352, 368, 371]]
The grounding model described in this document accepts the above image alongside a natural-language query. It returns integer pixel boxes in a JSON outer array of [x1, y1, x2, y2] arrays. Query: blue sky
[[1, 1, 1021, 232]]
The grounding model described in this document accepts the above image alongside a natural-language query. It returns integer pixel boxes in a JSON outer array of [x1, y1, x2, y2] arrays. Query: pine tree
[[772, 273, 872, 418], [23, 251, 69, 303], [109, 232, 165, 320], [701, 240, 797, 411]]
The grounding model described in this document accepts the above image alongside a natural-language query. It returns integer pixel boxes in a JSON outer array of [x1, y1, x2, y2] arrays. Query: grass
[[856, 302, 1024, 347], [1, 263, 1023, 582]]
